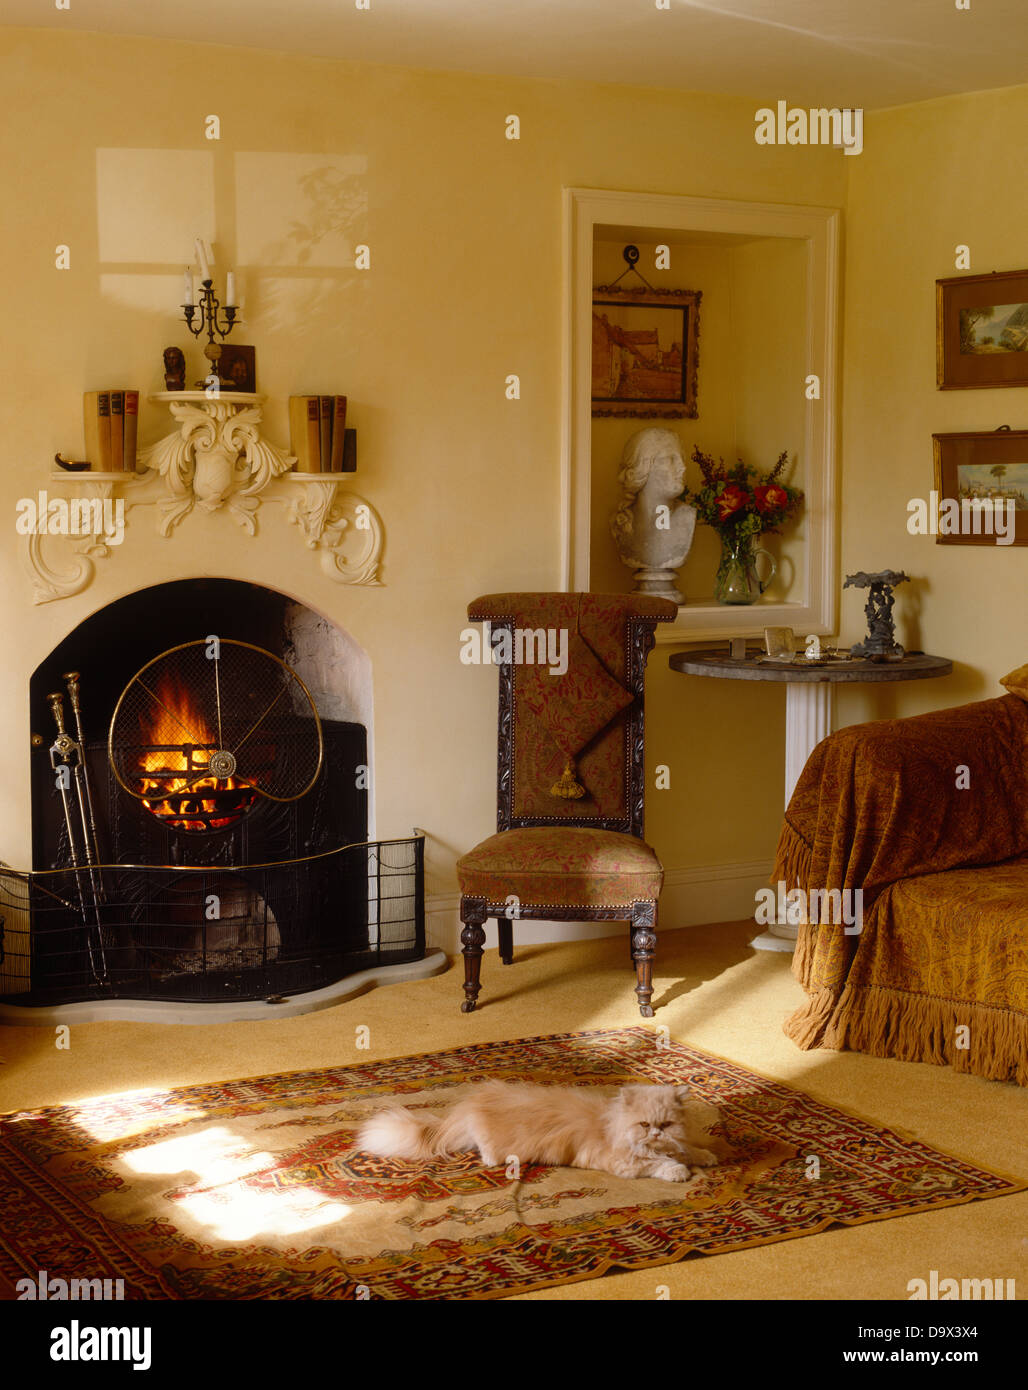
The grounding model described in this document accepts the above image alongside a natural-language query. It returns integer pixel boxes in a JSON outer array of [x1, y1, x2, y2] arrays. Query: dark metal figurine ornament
[[845, 569, 910, 659], [163, 346, 187, 391]]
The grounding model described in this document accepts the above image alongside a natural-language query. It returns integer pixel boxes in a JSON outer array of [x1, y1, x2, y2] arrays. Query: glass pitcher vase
[[714, 532, 776, 605]]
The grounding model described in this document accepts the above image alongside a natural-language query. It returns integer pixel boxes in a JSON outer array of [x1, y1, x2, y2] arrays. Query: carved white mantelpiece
[[283, 476, 383, 586], [139, 391, 295, 535], [27, 471, 146, 606], [25, 392, 384, 602]]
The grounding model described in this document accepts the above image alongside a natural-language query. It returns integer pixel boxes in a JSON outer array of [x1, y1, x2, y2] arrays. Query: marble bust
[[610, 427, 697, 603]]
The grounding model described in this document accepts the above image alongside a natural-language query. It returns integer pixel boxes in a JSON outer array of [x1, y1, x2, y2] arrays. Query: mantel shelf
[[149, 390, 264, 405], [29, 393, 384, 604], [49, 471, 144, 484], [279, 472, 351, 481], [653, 598, 827, 645]]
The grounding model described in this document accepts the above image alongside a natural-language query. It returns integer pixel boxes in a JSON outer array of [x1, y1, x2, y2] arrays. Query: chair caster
[[638, 1004, 654, 1018], [461, 1000, 477, 1013]]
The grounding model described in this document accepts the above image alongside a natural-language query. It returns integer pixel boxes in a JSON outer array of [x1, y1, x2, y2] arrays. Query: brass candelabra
[[182, 279, 239, 389]]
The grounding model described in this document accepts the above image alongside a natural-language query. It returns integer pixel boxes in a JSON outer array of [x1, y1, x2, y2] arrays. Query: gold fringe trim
[[550, 757, 586, 800], [771, 820, 816, 987], [772, 819, 813, 897], [786, 984, 1028, 1086]]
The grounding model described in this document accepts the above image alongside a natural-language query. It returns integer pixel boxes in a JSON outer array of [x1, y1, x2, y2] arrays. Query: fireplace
[[0, 579, 425, 1008]]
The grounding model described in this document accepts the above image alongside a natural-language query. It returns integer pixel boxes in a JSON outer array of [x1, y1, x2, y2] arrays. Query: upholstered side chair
[[456, 592, 677, 1017]]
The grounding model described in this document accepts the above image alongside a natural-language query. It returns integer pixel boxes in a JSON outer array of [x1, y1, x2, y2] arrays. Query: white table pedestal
[[669, 647, 952, 956], [750, 683, 835, 952]]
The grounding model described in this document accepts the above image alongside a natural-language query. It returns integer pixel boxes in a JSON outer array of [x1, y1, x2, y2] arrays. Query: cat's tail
[[357, 1105, 471, 1159]]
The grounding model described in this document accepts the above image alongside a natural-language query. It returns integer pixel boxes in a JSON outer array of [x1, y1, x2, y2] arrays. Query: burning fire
[[137, 672, 257, 831]]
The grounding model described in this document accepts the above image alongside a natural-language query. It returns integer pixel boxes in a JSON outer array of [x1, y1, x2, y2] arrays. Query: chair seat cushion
[[456, 826, 663, 908]]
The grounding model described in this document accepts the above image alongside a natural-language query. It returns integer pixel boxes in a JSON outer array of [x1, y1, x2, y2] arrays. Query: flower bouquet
[[682, 447, 803, 604]]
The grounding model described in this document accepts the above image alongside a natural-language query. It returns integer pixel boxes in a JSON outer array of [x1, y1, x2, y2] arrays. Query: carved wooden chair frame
[[459, 613, 662, 1016]]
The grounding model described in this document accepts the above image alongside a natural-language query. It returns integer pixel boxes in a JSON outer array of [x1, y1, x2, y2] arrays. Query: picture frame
[[936, 269, 1028, 390], [932, 428, 1028, 546], [592, 284, 700, 418], [217, 343, 257, 393]]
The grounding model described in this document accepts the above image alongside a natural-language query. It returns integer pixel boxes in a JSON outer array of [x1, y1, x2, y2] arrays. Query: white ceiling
[[4, 0, 1028, 110]]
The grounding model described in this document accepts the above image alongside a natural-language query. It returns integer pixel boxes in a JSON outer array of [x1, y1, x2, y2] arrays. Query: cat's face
[[612, 1085, 713, 1159]]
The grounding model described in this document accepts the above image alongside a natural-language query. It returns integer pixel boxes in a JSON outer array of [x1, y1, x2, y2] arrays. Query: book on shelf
[[340, 428, 356, 473], [82, 389, 139, 470], [289, 395, 322, 472], [319, 396, 333, 470], [109, 391, 124, 470], [83, 391, 112, 470], [123, 391, 139, 471], [329, 396, 347, 471], [289, 393, 352, 472]]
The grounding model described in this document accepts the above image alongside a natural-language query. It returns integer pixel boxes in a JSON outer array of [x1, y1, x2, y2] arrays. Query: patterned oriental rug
[[1, 1028, 1023, 1300]]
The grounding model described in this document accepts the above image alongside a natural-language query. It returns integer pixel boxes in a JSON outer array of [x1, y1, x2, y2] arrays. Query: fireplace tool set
[[42, 640, 326, 989], [46, 671, 110, 985]]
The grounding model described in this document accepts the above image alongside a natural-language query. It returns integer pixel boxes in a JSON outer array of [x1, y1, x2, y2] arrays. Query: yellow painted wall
[[0, 28, 849, 913], [836, 87, 1028, 732]]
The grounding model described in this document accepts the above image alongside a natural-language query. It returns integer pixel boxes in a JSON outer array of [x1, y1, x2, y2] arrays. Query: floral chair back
[[466, 592, 677, 837]]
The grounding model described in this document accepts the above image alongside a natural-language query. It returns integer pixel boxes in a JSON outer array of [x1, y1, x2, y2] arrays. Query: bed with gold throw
[[773, 673, 1028, 1086]]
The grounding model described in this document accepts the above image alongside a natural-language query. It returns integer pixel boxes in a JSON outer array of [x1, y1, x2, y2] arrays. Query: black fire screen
[[0, 836, 424, 1006], [20, 621, 425, 1010]]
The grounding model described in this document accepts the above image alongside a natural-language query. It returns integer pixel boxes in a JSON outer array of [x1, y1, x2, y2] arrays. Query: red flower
[[754, 483, 788, 514], [715, 484, 748, 520]]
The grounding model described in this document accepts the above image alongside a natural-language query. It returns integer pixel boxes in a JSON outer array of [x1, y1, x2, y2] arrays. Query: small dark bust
[[163, 346, 186, 391]]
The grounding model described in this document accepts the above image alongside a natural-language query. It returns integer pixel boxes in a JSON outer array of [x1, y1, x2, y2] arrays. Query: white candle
[[194, 237, 211, 283], [226, 271, 236, 305], [182, 269, 194, 305]]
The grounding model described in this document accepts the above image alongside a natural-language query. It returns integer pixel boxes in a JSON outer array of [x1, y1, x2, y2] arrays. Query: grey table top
[[668, 649, 954, 684]]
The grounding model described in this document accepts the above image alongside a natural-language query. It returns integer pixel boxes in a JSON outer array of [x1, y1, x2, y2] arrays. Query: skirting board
[[426, 860, 773, 954]]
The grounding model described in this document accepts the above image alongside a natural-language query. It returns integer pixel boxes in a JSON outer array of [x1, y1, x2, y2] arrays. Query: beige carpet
[[1, 921, 1025, 1300]]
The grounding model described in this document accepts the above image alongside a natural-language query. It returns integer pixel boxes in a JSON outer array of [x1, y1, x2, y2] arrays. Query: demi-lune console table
[[668, 648, 954, 950]]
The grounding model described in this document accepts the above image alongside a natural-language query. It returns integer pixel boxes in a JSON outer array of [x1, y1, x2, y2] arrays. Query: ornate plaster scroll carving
[[25, 392, 386, 602], [137, 393, 295, 536], [284, 478, 383, 586]]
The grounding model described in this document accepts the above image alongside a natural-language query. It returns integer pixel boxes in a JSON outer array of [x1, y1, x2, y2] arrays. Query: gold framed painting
[[937, 269, 1028, 390], [932, 428, 1028, 546], [592, 285, 701, 418]]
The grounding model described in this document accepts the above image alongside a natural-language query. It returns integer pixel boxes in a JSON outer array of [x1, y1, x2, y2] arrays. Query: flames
[[138, 672, 256, 831]]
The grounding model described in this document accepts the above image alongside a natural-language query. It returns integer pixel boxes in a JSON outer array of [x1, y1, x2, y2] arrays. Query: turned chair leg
[[630, 902, 657, 1018], [497, 916, 514, 965], [460, 897, 488, 1013]]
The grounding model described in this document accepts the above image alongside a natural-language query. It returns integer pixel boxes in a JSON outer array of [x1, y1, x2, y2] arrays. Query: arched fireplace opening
[[5, 579, 425, 1007]]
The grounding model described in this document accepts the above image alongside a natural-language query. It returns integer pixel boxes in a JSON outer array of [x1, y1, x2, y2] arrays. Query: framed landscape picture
[[592, 285, 701, 418], [932, 428, 1028, 546], [937, 269, 1028, 389]]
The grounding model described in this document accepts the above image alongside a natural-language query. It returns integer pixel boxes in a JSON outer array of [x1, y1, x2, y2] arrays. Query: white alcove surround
[[561, 188, 841, 644]]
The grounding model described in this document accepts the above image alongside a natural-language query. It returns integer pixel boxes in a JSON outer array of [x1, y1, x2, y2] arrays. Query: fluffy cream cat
[[357, 1082, 721, 1182]]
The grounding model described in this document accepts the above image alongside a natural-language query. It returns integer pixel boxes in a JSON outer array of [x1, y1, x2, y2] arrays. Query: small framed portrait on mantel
[[937, 268, 1028, 390], [218, 344, 257, 393], [592, 285, 701, 418], [932, 428, 1028, 546]]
